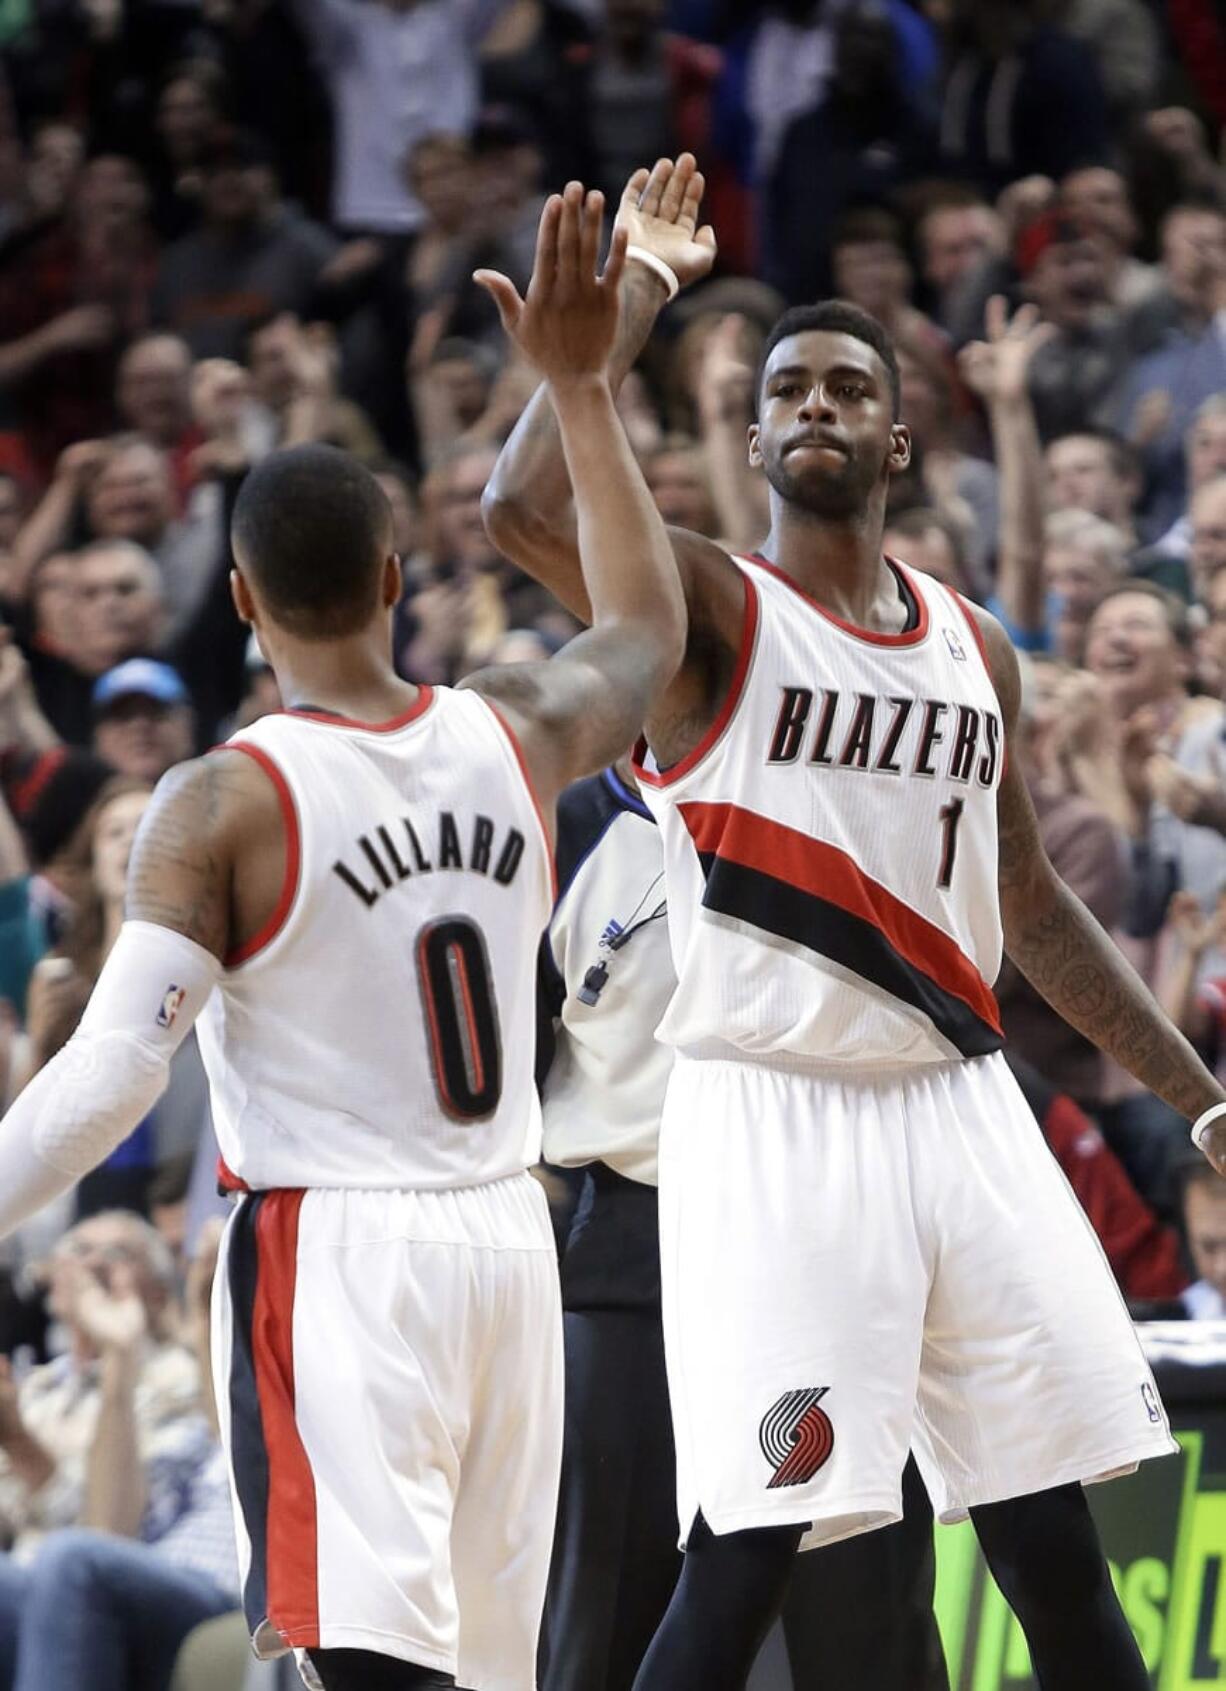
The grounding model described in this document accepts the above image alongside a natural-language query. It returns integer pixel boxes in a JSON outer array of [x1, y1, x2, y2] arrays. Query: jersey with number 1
[[634, 554, 1006, 1072], [195, 686, 553, 1191]]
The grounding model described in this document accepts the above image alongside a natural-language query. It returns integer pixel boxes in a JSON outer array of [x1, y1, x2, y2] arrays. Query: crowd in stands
[[1, 0, 1226, 1683]]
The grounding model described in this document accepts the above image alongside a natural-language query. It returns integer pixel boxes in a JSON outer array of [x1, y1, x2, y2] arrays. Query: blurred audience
[[0, 28, 1224, 1691]]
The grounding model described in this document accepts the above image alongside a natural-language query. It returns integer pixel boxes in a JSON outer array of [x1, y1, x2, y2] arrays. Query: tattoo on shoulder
[[125, 757, 248, 957]]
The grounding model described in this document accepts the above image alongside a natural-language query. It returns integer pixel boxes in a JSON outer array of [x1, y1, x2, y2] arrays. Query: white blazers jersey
[[197, 686, 553, 1190], [634, 555, 1005, 1071]]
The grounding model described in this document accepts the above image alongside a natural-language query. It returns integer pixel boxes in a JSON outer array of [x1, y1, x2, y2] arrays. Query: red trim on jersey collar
[[746, 553, 930, 648], [224, 743, 302, 968], [283, 687, 434, 732], [633, 571, 759, 790]]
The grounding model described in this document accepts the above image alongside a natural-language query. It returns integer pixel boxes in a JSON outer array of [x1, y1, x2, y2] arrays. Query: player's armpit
[[124, 752, 258, 960]]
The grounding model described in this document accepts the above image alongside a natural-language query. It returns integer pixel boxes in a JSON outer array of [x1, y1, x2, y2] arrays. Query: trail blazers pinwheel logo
[[759, 1387, 834, 1488]]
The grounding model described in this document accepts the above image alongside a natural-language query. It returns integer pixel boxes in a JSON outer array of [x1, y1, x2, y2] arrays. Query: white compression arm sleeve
[[0, 922, 221, 1240]]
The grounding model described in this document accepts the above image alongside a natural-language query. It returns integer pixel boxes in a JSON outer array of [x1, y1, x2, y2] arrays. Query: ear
[[888, 422, 912, 474], [382, 552, 403, 609], [230, 567, 255, 627], [747, 423, 763, 470]]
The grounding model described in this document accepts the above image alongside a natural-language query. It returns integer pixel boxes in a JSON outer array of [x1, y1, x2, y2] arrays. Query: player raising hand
[[0, 181, 685, 1691]]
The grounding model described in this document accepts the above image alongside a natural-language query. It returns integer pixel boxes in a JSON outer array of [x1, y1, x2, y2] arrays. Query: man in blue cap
[[92, 660, 194, 784]]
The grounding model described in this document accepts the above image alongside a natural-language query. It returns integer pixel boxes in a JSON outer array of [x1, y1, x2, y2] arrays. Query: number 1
[[937, 797, 964, 890]]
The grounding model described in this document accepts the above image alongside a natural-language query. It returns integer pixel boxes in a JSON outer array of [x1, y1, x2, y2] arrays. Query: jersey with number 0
[[196, 686, 553, 1191], [633, 554, 1006, 1071]]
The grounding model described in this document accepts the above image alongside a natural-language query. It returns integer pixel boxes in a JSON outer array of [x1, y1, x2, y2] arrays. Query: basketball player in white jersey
[[485, 155, 1226, 1691], [0, 184, 687, 1691]]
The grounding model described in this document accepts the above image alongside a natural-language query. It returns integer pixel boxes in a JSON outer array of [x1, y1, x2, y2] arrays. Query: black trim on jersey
[[226, 1194, 272, 1634], [695, 853, 1003, 1059], [891, 562, 921, 635]]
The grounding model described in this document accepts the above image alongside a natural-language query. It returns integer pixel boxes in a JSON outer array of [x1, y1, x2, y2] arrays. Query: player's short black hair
[[231, 444, 393, 639], [757, 302, 902, 420]]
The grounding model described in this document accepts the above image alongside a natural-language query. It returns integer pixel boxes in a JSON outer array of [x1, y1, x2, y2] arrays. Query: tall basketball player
[[0, 184, 686, 1691], [485, 156, 1226, 1691]]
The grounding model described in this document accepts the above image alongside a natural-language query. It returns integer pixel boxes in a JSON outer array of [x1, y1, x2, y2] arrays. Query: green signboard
[[934, 1427, 1226, 1688]]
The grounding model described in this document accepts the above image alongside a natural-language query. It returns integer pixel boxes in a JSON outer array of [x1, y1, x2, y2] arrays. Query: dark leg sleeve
[[631, 1515, 803, 1691], [970, 1484, 1150, 1691], [782, 1454, 949, 1690]]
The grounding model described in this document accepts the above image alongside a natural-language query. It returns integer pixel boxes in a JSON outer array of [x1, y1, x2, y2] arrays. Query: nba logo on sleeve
[[943, 626, 967, 662], [157, 985, 187, 1029], [759, 1387, 834, 1488]]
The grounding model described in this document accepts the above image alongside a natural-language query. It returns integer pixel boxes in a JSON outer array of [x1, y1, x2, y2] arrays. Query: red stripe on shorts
[[252, 1190, 319, 1645]]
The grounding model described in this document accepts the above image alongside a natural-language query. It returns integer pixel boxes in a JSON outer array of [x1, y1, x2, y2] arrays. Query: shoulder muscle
[[125, 752, 271, 959], [962, 599, 1022, 734]]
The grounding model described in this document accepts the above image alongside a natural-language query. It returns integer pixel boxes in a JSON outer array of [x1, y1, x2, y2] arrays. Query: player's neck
[[270, 627, 419, 724], [758, 498, 897, 631]]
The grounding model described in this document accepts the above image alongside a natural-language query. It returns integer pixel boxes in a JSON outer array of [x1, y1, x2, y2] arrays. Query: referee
[[537, 760, 949, 1691]]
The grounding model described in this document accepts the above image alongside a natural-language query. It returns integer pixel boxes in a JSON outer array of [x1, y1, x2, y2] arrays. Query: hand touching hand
[[475, 183, 628, 383], [615, 154, 717, 293]]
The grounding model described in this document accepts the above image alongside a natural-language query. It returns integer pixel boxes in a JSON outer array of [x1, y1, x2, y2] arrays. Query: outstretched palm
[[614, 153, 717, 292], [475, 183, 627, 380]]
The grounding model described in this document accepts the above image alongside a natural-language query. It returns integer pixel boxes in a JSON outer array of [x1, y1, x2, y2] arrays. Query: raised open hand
[[475, 183, 627, 382], [958, 296, 1056, 408], [615, 154, 717, 293]]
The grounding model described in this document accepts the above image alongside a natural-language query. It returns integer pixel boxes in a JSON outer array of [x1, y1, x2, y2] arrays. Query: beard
[[763, 444, 884, 518]]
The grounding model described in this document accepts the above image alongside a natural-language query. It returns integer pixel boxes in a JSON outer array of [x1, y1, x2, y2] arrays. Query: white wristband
[[625, 245, 680, 302], [1191, 1101, 1226, 1151]]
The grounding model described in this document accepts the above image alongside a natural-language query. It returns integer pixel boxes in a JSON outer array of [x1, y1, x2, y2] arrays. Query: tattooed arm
[[124, 751, 280, 957], [969, 603, 1226, 1175], [0, 750, 285, 1242]]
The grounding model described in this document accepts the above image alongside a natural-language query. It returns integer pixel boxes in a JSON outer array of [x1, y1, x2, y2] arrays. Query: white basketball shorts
[[211, 1172, 563, 1691], [658, 1051, 1177, 1552]]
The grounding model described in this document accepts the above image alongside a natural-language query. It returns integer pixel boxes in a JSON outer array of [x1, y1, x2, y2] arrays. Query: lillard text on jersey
[[333, 809, 527, 908]]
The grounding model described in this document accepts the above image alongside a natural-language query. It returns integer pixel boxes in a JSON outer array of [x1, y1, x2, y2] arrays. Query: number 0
[[937, 797, 964, 890], [416, 918, 503, 1120]]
